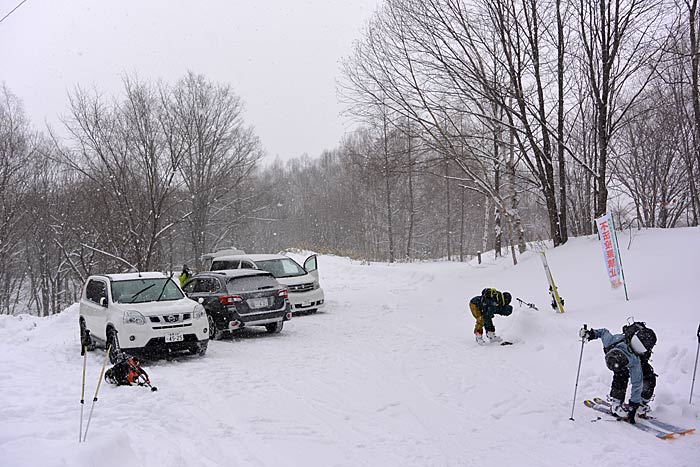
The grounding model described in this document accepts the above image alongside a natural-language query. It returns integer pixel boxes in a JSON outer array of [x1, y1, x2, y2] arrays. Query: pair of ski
[[539, 251, 564, 313], [584, 398, 694, 439]]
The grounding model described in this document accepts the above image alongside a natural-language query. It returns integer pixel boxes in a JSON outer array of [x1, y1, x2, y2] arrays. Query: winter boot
[[486, 331, 502, 343], [638, 399, 652, 416], [475, 332, 487, 345], [606, 396, 628, 417]]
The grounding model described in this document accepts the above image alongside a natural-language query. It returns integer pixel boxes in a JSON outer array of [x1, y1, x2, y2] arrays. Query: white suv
[[79, 272, 209, 362], [206, 253, 325, 314]]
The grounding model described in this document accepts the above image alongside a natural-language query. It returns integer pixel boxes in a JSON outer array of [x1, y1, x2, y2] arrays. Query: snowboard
[[476, 339, 513, 346]]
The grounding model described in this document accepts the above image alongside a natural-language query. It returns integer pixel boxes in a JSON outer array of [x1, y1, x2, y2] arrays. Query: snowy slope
[[0, 228, 699, 467]]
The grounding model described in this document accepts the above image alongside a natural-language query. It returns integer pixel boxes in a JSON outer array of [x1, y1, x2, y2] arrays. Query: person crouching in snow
[[468, 288, 512, 345], [579, 322, 657, 423]]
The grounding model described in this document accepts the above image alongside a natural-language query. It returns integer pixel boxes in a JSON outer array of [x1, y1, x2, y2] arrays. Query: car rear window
[[211, 260, 256, 271], [227, 275, 278, 293], [212, 260, 238, 271]]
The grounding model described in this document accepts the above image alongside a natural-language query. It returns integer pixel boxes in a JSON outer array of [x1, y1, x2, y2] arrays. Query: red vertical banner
[[595, 213, 623, 289]]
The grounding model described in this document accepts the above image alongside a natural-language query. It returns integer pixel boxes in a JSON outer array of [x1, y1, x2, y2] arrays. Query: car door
[[82, 278, 109, 341], [182, 278, 201, 301], [303, 254, 319, 280]]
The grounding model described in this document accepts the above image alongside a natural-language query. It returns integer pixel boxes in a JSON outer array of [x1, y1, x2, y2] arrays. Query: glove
[[626, 401, 640, 424], [579, 328, 595, 342]]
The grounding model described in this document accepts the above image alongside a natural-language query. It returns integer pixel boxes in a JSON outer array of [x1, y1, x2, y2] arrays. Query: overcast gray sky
[[0, 0, 379, 160]]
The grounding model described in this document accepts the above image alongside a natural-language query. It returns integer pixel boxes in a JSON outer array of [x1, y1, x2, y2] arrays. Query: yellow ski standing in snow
[[539, 251, 565, 313]]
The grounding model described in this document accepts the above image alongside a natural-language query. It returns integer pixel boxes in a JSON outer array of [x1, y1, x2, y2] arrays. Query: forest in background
[[1, 0, 699, 316]]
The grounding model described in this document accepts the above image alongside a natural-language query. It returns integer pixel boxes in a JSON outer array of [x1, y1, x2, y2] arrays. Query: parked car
[[203, 252, 325, 314], [182, 269, 293, 339], [79, 272, 209, 363]]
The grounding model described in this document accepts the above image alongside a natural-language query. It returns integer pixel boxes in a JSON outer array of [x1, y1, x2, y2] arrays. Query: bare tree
[[613, 93, 690, 227], [677, 0, 700, 224], [575, 0, 668, 220], [168, 72, 263, 269], [0, 84, 34, 314], [57, 76, 182, 270], [340, 0, 531, 263], [24, 140, 79, 316]]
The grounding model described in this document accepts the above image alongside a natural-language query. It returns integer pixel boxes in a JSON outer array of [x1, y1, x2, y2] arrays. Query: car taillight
[[219, 295, 243, 306], [278, 288, 288, 299]]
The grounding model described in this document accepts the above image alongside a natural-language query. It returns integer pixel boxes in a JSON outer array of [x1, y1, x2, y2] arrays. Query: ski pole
[[136, 367, 158, 392], [141, 376, 158, 392], [79, 345, 87, 443], [516, 297, 538, 310], [570, 324, 587, 420], [82, 344, 111, 442], [691, 324, 700, 405]]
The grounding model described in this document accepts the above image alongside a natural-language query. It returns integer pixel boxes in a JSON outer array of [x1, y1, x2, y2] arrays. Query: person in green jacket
[[468, 288, 513, 345], [179, 264, 193, 287]]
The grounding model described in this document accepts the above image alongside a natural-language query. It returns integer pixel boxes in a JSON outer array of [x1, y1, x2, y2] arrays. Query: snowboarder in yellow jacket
[[469, 288, 512, 345]]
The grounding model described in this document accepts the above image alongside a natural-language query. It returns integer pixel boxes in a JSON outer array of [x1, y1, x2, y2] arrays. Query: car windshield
[[255, 258, 306, 278], [112, 278, 184, 303]]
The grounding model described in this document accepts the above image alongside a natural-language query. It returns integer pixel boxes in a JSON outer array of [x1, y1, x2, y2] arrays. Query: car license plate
[[165, 332, 184, 343], [247, 297, 269, 309]]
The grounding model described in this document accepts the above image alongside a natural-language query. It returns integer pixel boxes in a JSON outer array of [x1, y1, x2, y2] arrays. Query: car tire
[[190, 341, 209, 357], [265, 321, 283, 334], [79, 319, 95, 353], [207, 314, 221, 340], [107, 328, 122, 364]]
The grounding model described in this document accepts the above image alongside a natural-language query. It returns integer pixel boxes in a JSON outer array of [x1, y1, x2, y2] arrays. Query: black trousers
[[609, 360, 656, 402]]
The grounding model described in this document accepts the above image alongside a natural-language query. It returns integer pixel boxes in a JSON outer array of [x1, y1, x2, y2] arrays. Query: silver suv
[[204, 252, 325, 314]]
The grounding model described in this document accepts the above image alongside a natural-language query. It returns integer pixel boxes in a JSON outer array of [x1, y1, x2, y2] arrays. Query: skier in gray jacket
[[580, 322, 657, 424]]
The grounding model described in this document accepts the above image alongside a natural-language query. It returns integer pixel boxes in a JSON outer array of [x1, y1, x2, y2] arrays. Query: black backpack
[[622, 321, 657, 357], [481, 288, 511, 307], [105, 354, 151, 386]]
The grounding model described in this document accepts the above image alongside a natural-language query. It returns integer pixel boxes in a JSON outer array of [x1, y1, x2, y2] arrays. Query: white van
[[205, 252, 325, 314]]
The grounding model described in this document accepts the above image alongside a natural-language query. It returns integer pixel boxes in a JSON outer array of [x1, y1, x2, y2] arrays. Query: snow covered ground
[[1, 228, 699, 467]]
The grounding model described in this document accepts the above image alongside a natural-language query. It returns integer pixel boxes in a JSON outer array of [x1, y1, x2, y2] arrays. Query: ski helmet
[[605, 348, 629, 371], [630, 328, 657, 355]]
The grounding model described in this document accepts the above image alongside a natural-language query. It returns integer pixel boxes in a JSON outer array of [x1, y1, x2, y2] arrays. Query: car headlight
[[193, 304, 205, 320], [313, 280, 320, 290], [124, 310, 146, 325]]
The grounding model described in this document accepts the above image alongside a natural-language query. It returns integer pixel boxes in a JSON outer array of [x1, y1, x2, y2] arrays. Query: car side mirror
[[100, 297, 108, 308]]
